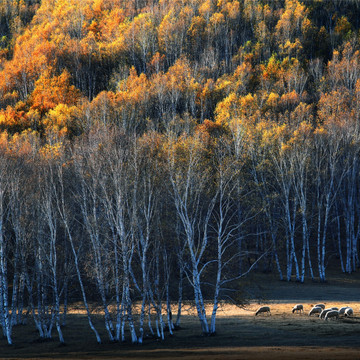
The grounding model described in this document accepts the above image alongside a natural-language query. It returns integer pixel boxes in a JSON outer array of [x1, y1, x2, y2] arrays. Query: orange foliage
[[116, 67, 150, 105], [196, 119, 226, 140], [0, 105, 29, 132], [30, 70, 81, 115], [90, 91, 118, 125]]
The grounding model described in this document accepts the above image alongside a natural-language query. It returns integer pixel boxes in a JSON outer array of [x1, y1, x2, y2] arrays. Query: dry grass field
[[2, 272, 360, 359]]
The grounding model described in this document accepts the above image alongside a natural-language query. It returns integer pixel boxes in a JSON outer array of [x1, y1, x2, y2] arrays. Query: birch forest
[[1, 0, 360, 344]]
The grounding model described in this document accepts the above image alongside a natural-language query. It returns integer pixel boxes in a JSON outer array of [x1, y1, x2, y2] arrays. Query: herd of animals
[[255, 304, 355, 321]]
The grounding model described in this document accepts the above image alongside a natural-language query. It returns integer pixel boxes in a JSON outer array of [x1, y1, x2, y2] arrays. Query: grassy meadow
[[1, 272, 360, 359]]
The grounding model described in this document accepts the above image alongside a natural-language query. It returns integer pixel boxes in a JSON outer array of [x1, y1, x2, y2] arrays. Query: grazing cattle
[[255, 306, 271, 316], [292, 304, 303, 314], [324, 310, 339, 321], [309, 306, 322, 316]]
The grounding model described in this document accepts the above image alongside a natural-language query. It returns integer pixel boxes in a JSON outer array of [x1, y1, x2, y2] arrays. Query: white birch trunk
[[210, 250, 222, 334], [175, 265, 183, 327], [147, 300, 154, 336], [64, 222, 102, 343], [56, 153, 102, 344], [0, 219, 12, 345]]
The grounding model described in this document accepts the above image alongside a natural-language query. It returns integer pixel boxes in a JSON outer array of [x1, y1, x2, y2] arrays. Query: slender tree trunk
[[317, 208, 324, 281], [336, 209, 345, 272], [192, 268, 209, 334], [210, 243, 222, 334], [0, 217, 12, 344], [272, 234, 284, 281], [175, 265, 183, 328], [65, 225, 101, 343]]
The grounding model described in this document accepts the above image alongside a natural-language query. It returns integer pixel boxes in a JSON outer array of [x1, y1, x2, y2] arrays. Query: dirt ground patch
[[2, 273, 360, 359]]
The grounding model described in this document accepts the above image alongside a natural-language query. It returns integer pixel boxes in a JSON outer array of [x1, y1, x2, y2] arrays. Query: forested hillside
[[0, 0, 360, 344]]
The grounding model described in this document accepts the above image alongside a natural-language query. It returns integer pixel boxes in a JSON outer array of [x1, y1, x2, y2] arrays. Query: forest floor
[[2, 271, 360, 359]]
